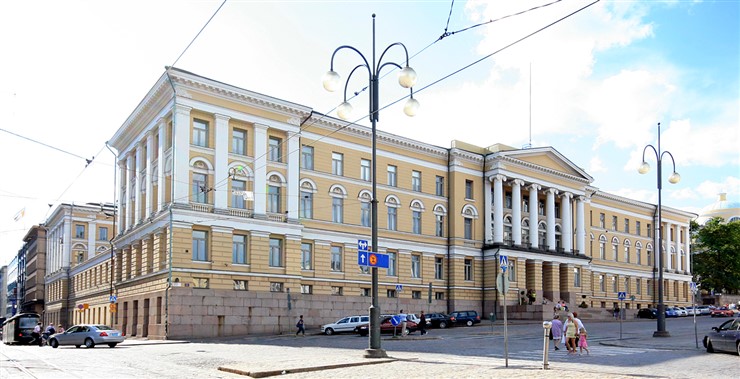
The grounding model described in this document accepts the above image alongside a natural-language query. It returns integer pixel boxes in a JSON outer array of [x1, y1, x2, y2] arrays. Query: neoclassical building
[[100, 67, 695, 339]]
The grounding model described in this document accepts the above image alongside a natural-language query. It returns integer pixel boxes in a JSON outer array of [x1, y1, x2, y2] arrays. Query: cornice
[[594, 191, 697, 219], [490, 154, 592, 185]]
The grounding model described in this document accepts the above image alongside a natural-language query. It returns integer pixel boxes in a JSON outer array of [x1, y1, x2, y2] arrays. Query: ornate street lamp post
[[322, 14, 418, 358], [638, 122, 680, 337]]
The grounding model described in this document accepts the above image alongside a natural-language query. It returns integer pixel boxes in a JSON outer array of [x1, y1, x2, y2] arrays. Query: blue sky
[[0, 0, 738, 266]]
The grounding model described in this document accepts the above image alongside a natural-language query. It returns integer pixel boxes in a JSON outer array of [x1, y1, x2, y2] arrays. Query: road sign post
[[691, 282, 699, 348], [618, 292, 626, 339], [499, 254, 509, 368]]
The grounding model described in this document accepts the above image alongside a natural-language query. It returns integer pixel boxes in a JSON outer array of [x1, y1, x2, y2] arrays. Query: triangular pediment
[[495, 147, 593, 183]]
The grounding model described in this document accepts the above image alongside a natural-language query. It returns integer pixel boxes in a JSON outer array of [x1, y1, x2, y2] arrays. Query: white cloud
[[589, 156, 607, 173], [695, 176, 740, 200]]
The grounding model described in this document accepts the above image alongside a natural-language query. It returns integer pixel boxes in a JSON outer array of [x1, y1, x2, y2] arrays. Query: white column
[[492, 175, 506, 243], [145, 130, 154, 218], [484, 177, 493, 243], [172, 104, 192, 205], [512, 179, 523, 245], [214, 114, 230, 210], [529, 184, 540, 249], [664, 221, 672, 270], [156, 119, 166, 211], [576, 196, 586, 255], [546, 188, 558, 251], [673, 223, 680, 271], [87, 222, 96, 259], [286, 131, 300, 221], [125, 153, 133, 229], [684, 225, 691, 274], [253, 123, 268, 216], [117, 161, 126, 231], [134, 143, 143, 223], [62, 216, 71, 268], [561, 192, 573, 252]]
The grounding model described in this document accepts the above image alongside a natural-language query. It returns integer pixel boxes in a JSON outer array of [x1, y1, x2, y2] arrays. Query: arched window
[[503, 215, 513, 244], [299, 179, 317, 219], [612, 237, 619, 261], [434, 204, 447, 237], [646, 244, 654, 267], [522, 219, 530, 244], [635, 242, 643, 265], [623, 240, 631, 263], [538, 222, 546, 248], [555, 225, 562, 249], [329, 184, 347, 223], [599, 235, 607, 260]]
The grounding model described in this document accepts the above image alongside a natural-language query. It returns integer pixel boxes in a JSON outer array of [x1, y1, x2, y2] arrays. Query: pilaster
[[214, 114, 230, 210], [512, 179, 523, 246]]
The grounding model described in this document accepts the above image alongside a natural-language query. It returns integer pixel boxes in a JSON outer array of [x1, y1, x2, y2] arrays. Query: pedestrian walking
[[563, 313, 578, 354], [572, 311, 585, 347], [32, 322, 42, 347], [398, 310, 408, 337], [419, 311, 427, 336], [295, 315, 305, 336], [57, 324, 65, 334], [578, 327, 590, 355], [550, 314, 563, 351]]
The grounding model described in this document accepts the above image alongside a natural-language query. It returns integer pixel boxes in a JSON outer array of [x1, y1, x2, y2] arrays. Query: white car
[[321, 315, 369, 335], [674, 307, 688, 317], [697, 305, 712, 315]]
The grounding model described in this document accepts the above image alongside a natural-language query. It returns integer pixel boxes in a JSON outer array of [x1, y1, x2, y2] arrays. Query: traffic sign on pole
[[499, 255, 508, 270], [618, 292, 626, 301], [357, 251, 389, 268]]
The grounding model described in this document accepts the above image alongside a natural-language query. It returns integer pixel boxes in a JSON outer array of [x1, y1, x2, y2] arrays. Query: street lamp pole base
[[364, 348, 388, 358], [653, 330, 671, 338]]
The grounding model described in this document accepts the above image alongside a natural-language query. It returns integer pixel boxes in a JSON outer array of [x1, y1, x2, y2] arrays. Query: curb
[[218, 358, 395, 378]]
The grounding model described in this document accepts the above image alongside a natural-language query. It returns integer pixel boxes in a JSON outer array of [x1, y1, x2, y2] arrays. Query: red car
[[356, 316, 418, 336], [710, 307, 735, 317]]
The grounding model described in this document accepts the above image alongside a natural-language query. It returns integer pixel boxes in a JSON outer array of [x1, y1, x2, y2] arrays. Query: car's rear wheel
[[439, 321, 447, 329], [75, 345, 81, 348], [49, 339, 58, 348], [324, 328, 334, 336], [84, 338, 95, 348], [706, 339, 714, 353], [466, 320, 473, 327], [108, 343, 117, 348]]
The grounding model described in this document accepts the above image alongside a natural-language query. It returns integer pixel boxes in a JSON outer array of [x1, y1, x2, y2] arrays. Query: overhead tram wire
[[44, 144, 108, 219], [0, 127, 94, 165], [170, 0, 227, 68]]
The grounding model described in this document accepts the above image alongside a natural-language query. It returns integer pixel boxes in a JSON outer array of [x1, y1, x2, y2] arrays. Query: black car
[[425, 313, 454, 329], [703, 318, 740, 355], [637, 308, 658, 319], [450, 310, 480, 327]]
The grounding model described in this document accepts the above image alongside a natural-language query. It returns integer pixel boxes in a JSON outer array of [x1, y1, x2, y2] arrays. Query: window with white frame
[[194, 277, 209, 288], [574, 267, 581, 287], [464, 218, 473, 239], [647, 279, 652, 296], [412, 291, 422, 299], [412, 210, 422, 234], [232, 179, 246, 209], [331, 245, 342, 272], [465, 180, 473, 199], [232, 234, 247, 264], [270, 282, 283, 292], [193, 119, 209, 147], [192, 230, 208, 261], [387, 165, 397, 186], [232, 129, 246, 155], [436, 176, 444, 196], [331, 286, 343, 296], [411, 254, 421, 278], [624, 218, 630, 233], [436, 214, 444, 237], [636, 243, 642, 265], [612, 238, 619, 261], [192, 172, 208, 203], [332, 152, 343, 176], [636, 278, 642, 295], [412, 170, 421, 192], [624, 277, 630, 293], [387, 206, 397, 231], [636, 221, 641, 235], [624, 241, 630, 263], [332, 197, 343, 223], [361, 159, 371, 181], [99, 227, 108, 241], [75, 225, 85, 238], [268, 184, 281, 213], [301, 285, 313, 294], [387, 252, 397, 276], [599, 235, 606, 259], [647, 246, 653, 266], [233, 280, 248, 291], [612, 215, 618, 231], [599, 213, 605, 228], [361, 201, 371, 227], [508, 259, 516, 281], [599, 274, 605, 292], [269, 238, 282, 267], [612, 276, 618, 292], [301, 242, 312, 270], [300, 190, 313, 219], [387, 289, 397, 298], [435, 257, 443, 279], [301, 145, 314, 170], [269, 136, 282, 162], [464, 258, 473, 281]]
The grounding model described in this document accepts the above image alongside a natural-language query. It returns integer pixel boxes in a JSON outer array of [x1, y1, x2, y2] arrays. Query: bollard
[[542, 321, 552, 370]]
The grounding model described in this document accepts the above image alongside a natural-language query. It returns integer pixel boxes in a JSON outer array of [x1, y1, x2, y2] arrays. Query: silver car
[[49, 324, 124, 348]]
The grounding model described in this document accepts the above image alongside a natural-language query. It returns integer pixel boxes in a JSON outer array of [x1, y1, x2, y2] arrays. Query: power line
[[171, 0, 228, 68], [0, 127, 94, 165]]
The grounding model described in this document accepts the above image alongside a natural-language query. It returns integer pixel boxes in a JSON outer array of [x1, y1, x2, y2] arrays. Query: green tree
[[692, 218, 740, 294]]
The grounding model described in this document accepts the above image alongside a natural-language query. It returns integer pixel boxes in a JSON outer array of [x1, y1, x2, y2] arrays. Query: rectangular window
[[599, 274, 605, 292], [464, 218, 472, 239], [232, 235, 247, 264], [647, 280, 652, 296], [435, 292, 445, 300], [435, 257, 443, 280], [192, 173, 208, 203], [360, 202, 371, 227], [388, 252, 397, 276], [464, 259, 473, 281], [300, 191, 313, 219], [192, 230, 208, 261], [436, 176, 444, 196], [436, 215, 444, 237], [233, 280, 248, 291], [647, 223, 652, 238], [332, 152, 343, 176], [98, 227, 108, 241], [387, 289, 397, 298], [387, 165, 397, 187], [270, 282, 283, 292], [301, 242, 312, 270], [574, 267, 581, 287], [269, 136, 282, 162], [465, 180, 474, 199], [331, 245, 342, 272], [332, 197, 343, 223], [624, 278, 630, 294], [269, 238, 282, 267], [624, 218, 630, 233], [232, 180, 246, 209], [331, 286, 343, 296], [75, 224, 85, 239], [301, 285, 313, 294], [636, 221, 641, 235], [599, 213, 605, 228], [636, 278, 642, 295], [232, 129, 246, 155], [361, 159, 371, 181], [268, 185, 280, 213], [412, 291, 422, 299], [193, 277, 209, 288], [193, 119, 209, 147], [412, 170, 421, 192], [301, 145, 314, 170], [612, 276, 618, 292], [505, 192, 512, 209], [387, 207, 397, 231], [612, 216, 618, 231], [412, 210, 421, 234], [411, 255, 421, 278], [361, 288, 370, 297], [508, 259, 517, 281]]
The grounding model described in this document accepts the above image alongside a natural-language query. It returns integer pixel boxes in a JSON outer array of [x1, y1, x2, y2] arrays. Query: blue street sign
[[391, 315, 401, 326], [499, 255, 508, 269], [396, 284, 403, 292], [618, 292, 626, 301], [357, 239, 369, 252], [357, 251, 389, 268], [109, 295, 117, 303]]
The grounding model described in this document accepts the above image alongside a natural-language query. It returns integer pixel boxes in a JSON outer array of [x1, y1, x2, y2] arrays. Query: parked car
[[48, 324, 124, 348], [665, 307, 679, 318], [321, 315, 370, 335], [406, 314, 430, 327], [675, 307, 688, 317], [450, 310, 481, 327], [637, 308, 657, 319], [356, 316, 418, 336], [697, 305, 712, 316], [711, 307, 735, 318], [425, 313, 455, 328], [703, 317, 740, 355]]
